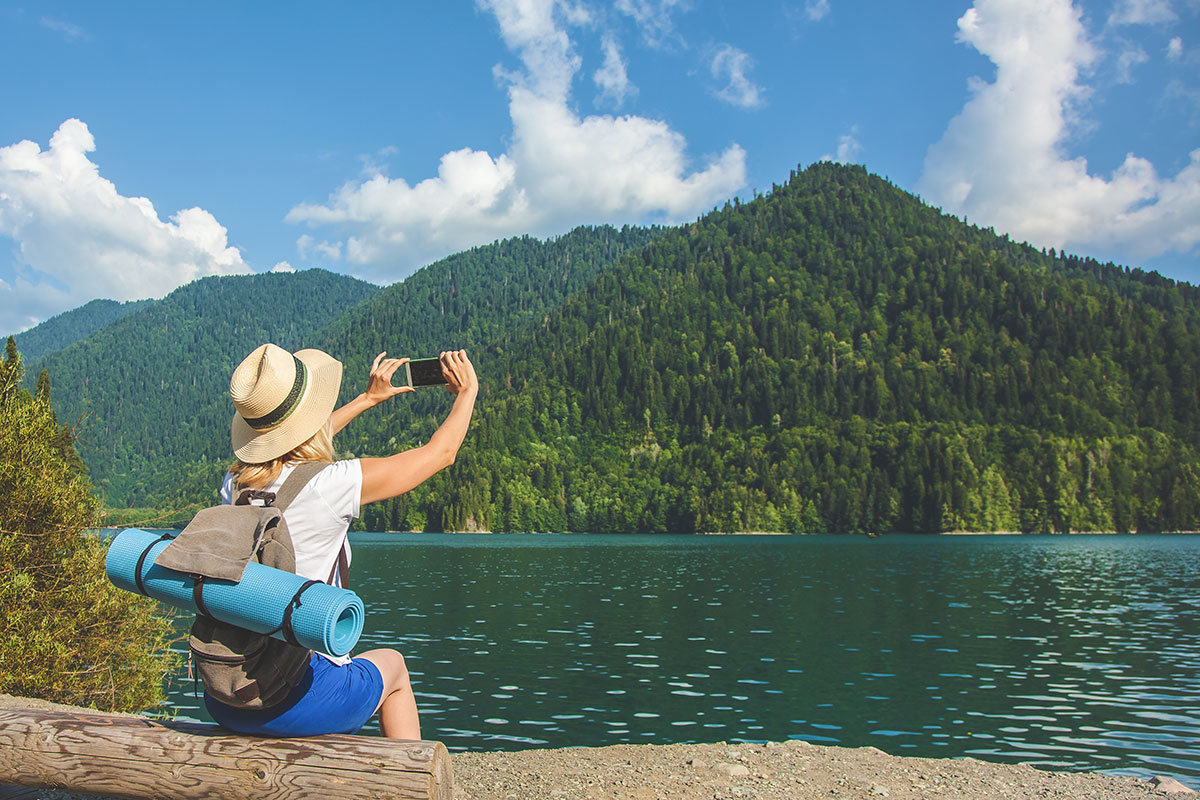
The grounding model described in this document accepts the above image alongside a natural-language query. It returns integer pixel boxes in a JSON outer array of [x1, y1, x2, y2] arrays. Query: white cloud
[[0, 119, 248, 333], [614, 0, 689, 49], [40, 17, 89, 41], [482, 0, 580, 101], [1116, 44, 1149, 82], [594, 34, 636, 107], [710, 45, 765, 109], [287, 0, 745, 283], [271, 261, 295, 273], [1108, 0, 1176, 26], [919, 0, 1200, 266], [296, 234, 343, 262], [1167, 35, 1184, 60], [821, 126, 862, 163], [805, 0, 832, 22]]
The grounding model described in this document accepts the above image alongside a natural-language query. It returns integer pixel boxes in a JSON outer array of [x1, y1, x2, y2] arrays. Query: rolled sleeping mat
[[105, 527, 364, 657]]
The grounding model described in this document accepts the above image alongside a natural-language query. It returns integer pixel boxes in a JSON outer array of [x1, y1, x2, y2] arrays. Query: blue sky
[[1, 0, 1197, 333]]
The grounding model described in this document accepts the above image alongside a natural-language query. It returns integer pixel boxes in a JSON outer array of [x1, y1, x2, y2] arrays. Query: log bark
[[0, 708, 452, 800]]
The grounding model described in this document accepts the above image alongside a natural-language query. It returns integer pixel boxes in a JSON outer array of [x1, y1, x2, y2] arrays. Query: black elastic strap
[[134, 533, 175, 596], [192, 576, 213, 618], [279, 579, 321, 646]]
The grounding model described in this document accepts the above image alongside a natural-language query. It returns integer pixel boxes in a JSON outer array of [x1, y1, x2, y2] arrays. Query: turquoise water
[[162, 533, 1200, 787]]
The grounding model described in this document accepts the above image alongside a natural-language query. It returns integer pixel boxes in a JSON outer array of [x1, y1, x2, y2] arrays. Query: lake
[[161, 533, 1200, 788]]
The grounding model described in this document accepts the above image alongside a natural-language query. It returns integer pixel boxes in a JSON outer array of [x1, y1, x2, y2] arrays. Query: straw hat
[[229, 343, 343, 463]]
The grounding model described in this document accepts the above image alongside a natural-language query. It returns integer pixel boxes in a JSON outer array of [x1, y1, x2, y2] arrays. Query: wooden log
[[0, 708, 452, 800]]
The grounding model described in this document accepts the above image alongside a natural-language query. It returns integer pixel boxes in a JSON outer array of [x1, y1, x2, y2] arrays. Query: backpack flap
[[155, 504, 283, 581]]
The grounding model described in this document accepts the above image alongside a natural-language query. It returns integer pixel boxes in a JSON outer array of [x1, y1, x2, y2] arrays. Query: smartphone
[[404, 357, 448, 388]]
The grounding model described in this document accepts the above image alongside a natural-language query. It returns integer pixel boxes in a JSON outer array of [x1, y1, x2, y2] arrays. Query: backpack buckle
[[235, 489, 277, 507]]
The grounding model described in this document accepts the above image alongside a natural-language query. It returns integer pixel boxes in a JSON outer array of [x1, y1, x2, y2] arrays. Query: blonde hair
[[230, 418, 334, 490]]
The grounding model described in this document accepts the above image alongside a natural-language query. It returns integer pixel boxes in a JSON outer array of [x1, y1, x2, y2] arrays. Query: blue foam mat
[[106, 527, 363, 656]]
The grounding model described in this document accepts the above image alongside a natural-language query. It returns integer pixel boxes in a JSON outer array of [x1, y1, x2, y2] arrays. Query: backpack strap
[[269, 461, 330, 511], [326, 541, 350, 586], [133, 532, 176, 596], [274, 579, 322, 645]]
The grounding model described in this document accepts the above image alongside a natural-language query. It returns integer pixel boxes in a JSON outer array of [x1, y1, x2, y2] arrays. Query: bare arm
[[332, 352, 413, 435], [359, 350, 478, 506]]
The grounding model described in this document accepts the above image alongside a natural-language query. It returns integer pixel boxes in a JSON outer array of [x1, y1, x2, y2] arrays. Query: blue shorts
[[206, 653, 384, 737]]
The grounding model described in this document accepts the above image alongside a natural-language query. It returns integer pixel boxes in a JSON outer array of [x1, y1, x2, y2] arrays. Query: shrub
[[0, 338, 178, 711]]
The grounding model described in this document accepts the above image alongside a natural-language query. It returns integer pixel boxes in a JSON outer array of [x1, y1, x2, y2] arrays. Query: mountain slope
[[369, 163, 1200, 533], [12, 298, 153, 361], [35, 226, 660, 512], [33, 269, 379, 506], [316, 224, 662, 457]]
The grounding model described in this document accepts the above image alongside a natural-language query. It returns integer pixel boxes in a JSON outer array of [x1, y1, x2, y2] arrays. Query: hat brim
[[231, 348, 343, 463]]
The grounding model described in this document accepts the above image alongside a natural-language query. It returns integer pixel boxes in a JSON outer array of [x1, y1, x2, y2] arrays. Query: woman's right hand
[[440, 350, 478, 396], [365, 352, 414, 406]]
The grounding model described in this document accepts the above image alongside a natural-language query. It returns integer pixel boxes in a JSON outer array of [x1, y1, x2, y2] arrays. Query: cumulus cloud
[[287, 0, 745, 283], [594, 34, 636, 107], [918, 0, 1200, 266], [710, 45, 766, 109], [0, 119, 248, 333], [1168, 35, 1184, 60]]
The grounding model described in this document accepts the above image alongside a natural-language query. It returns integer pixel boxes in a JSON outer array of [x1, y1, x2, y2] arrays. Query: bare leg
[[358, 648, 421, 739]]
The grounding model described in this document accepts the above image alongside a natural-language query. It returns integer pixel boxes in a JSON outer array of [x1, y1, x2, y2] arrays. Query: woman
[[206, 342, 478, 739]]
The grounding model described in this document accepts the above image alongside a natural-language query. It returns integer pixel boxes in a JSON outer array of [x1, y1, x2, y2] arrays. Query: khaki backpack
[[156, 462, 344, 710]]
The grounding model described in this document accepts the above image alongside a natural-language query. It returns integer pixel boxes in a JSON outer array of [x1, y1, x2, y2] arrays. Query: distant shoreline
[[367, 529, 1200, 536], [94, 526, 1200, 537]]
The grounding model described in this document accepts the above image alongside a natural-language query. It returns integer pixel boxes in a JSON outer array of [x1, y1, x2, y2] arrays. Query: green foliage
[[11, 298, 153, 362], [364, 163, 1200, 533], [26, 165, 1200, 533], [0, 339, 178, 711], [28, 269, 379, 507], [319, 224, 663, 459]]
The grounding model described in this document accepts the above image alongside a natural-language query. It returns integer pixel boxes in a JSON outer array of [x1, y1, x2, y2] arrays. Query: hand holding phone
[[438, 350, 478, 396], [364, 353, 415, 405]]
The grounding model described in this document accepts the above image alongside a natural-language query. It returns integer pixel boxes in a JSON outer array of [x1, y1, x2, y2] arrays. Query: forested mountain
[[31, 163, 1200, 533], [29, 269, 379, 508], [363, 164, 1200, 534], [33, 227, 658, 514], [319, 225, 662, 458], [12, 298, 153, 361]]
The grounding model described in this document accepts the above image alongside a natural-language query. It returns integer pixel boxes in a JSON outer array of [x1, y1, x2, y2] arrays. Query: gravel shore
[[4, 738, 1191, 800], [2, 695, 1195, 799], [453, 739, 1191, 800]]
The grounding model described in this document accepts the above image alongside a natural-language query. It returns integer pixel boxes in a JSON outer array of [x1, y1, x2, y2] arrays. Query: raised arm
[[332, 351, 413, 435], [359, 350, 478, 506]]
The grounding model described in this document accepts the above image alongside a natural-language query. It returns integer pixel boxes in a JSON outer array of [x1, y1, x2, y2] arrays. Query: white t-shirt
[[220, 459, 362, 664]]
